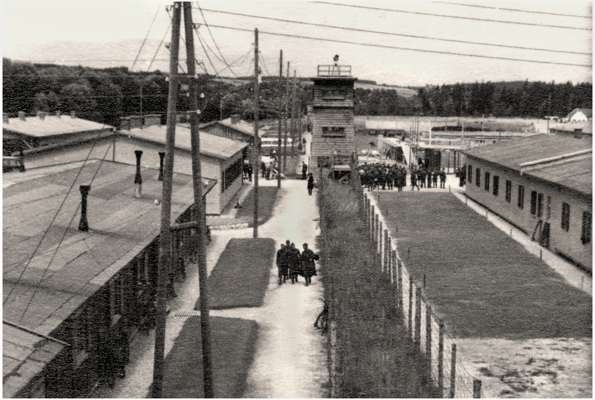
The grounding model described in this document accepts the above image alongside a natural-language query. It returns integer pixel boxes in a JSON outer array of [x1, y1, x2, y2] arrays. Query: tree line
[[3, 58, 592, 126]]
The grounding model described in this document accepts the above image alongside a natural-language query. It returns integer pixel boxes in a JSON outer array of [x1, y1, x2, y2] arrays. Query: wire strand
[[434, 1, 592, 19], [198, 7, 590, 56], [205, 23, 592, 68], [311, 1, 592, 31], [130, 4, 162, 71]]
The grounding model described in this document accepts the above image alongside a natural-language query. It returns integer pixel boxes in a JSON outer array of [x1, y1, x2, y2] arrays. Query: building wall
[[465, 156, 592, 270], [16, 135, 243, 214]]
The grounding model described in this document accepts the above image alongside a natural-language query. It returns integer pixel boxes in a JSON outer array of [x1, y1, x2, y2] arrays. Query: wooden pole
[[152, 2, 181, 397], [183, 3, 213, 396], [253, 28, 260, 238], [282, 61, 290, 173], [277, 49, 283, 189], [449, 343, 457, 398], [396, 253, 402, 311], [408, 277, 413, 333], [414, 287, 421, 348], [438, 321, 445, 396], [291, 70, 297, 155], [426, 303, 432, 382]]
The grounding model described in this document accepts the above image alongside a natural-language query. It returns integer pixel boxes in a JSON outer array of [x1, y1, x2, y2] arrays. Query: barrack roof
[[4, 115, 113, 138]]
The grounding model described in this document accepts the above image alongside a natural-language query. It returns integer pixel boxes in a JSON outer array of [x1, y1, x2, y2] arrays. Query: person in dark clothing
[[418, 170, 426, 188], [302, 162, 308, 180], [300, 243, 319, 286], [287, 242, 301, 283], [410, 171, 419, 191], [459, 166, 466, 187], [261, 161, 266, 178], [427, 170, 432, 188], [432, 170, 438, 188], [439, 169, 446, 188], [276, 243, 289, 284], [307, 173, 315, 196]]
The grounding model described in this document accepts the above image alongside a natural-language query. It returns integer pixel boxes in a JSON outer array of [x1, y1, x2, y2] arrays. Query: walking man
[[307, 173, 315, 196], [300, 243, 319, 286], [276, 243, 289, 285]]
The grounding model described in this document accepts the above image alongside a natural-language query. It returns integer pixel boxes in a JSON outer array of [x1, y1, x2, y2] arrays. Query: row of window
[[468, 164, 591, 244], [321, 126, 346, 137]]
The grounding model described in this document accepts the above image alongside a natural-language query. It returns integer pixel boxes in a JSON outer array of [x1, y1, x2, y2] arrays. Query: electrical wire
[[205, 23, 592, 68], [198, 7, 590, 56], [195, 1, 239, 76], [195, 29, 220, 76], [434, 1, 592, 19], [311, 1, 592, 31], [147, 20, 172, 72], [130, 4, 162, 71]]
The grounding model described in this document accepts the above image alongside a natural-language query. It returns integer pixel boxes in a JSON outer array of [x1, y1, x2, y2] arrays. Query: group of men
[[276, 241, 320, 286], [358, 163, 409, 191], [409, 167, 448, 190]]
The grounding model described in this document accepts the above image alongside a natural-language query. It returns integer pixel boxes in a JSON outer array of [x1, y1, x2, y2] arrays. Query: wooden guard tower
[[309, 61, 357, 177]]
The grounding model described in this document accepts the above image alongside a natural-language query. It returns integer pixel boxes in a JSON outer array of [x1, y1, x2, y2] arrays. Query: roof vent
[[78, 185, 91, 232], [3, 113, 8, 124], [70, 111, 76, 119], [56, 111, 61, 118], [37, 111, 47, 120], [230, 114, 240, 124], [18, 111, 26, 121]]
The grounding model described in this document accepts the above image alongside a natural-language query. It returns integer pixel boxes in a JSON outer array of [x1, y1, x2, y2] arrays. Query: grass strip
[[376, 191, 592, 339], [161, 316, 258, 398], [196, 238, 275, 310], [236, 186, 280, 226]]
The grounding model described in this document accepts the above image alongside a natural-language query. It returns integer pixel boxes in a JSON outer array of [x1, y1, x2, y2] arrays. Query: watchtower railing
[[317, 64, 352, 77]]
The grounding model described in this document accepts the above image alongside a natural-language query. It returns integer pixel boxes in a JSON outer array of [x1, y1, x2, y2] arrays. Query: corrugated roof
[[202, 117, 262, 137], [464, 134, 592, 170], [3, 161, 214, 336], [3, 322, 66, 398], [526, 156, 592, 197], [464, 134, 592, 197], [123, 125, 247, 160], [4, 116, 112, 137]]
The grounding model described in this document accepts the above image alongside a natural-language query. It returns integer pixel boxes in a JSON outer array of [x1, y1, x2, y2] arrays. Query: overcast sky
[[2, 0, 592, 86]]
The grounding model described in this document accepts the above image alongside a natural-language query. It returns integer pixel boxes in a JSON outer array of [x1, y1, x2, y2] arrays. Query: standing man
[[300, 243, 319, 286], [276, 243, 289, 285], [410, 170, 419, 191], [439, 168, 446, 188], [302, 162, 308, 180], [307, 173, 315, 196], [287, 242, 301, 284]]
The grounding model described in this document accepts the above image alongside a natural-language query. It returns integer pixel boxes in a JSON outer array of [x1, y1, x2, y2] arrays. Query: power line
[[198, 7, 590, 56], [311, 1, 592, 31], [206, 24, 592, 68], [195, 29, 221, 76], [195, 1, 239, 76], [434, 1, 592, 19], [147, 20, 172, 71], [130, 4, 162, 71]]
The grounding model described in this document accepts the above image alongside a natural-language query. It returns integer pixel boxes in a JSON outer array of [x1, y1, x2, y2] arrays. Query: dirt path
[[214, 178, 328, 397]]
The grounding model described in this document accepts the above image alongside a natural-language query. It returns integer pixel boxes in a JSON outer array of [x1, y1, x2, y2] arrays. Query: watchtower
[[309, 59, 357, 176]]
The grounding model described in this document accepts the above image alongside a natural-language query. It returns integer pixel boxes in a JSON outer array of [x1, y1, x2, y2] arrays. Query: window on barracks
[[537, 193, 544, 218], [322, 126, 346, 137], [530, 191, 537, 215], [467, 165, 473, 182], [561, 202, 571, 231], [493, 175, 499, 196], [517, 185, 525, 209], [484, 172, 490, 191], [321, 88, 346, 100], [475, 168, 480, 186], [581, 211, 591, 244], [222, 158, 243, 193], [505, 180, 512, 203]]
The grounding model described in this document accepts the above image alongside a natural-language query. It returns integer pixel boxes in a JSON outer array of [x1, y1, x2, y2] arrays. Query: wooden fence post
[[384, 229, 389, 273], [473, 379, 482, 398], [408, 276, 413, 333], [396, 256, 403, 311], [426, 303, 432, 382], [415, 287, 422, 349], [438, 321, 445, 396], [449, 343, 457, 398]]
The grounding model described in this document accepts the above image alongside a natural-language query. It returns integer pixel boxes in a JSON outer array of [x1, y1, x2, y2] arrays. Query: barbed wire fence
[[361, 189, 482, 398]]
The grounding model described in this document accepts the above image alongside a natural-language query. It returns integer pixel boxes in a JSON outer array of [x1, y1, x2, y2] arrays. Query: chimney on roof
[[37, 111, 46, 120], [120, 117, 131, 131], [134, 150, 143, 198], [18, 111, 26, 121], [78, 185, 91, 232], [56, 111, 61, 118], [158, 151, 165, 181], [3, 113, 8, 124], [70, 111, 76, 119], [130, 115, 142, 129], [230, 114, 240, 124]]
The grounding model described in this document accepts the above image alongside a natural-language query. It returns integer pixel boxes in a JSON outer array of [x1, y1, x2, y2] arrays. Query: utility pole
[[253, 28, 260, 238], [291, 70, 297, 156], [140, 82, 144, 128], [152, 2, 181, 397], [282, 61, 290, 174], [183, 3, 213, 397], [277, 49, 283, 189]]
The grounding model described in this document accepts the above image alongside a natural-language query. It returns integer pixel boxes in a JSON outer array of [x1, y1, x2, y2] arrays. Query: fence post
[[426, 304, 432, 383], [449, 343, 457, 398], [397, 256, 403, 312], [438, 321, 445, 396], [415, 287, 422, 350], [408, 277, 413, 334], [473, 379, 482, 398], [384, 229, 389, 273]]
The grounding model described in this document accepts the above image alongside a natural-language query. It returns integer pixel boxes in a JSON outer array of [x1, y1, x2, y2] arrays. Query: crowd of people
[[408, 166, 448, 190], [276, 240, 320, 286]]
